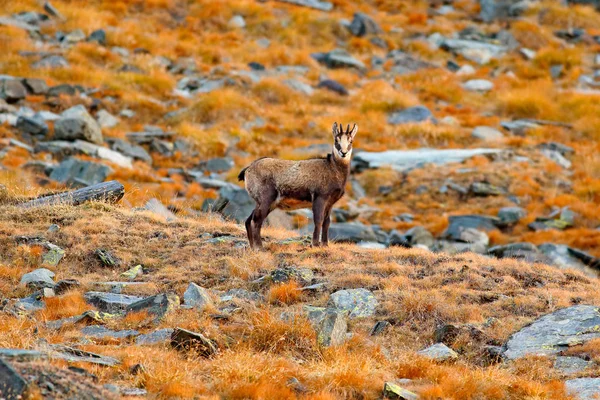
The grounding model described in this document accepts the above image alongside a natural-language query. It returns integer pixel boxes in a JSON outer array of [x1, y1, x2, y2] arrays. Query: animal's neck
[[331, 148, 352, 178]]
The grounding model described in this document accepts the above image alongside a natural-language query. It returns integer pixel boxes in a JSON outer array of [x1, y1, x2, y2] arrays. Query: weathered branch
[[19, 180, 124, 208]]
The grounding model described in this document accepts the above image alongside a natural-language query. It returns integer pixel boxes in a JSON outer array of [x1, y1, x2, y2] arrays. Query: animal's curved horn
[[338, 122, 343, 135]]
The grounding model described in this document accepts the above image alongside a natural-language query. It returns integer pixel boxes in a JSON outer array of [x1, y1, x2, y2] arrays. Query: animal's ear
[[349, 123, 358, 139], [332, 122, 338, 138]]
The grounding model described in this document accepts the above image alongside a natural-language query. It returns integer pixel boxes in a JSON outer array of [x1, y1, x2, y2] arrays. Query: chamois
[[238, 122, 358, 250]]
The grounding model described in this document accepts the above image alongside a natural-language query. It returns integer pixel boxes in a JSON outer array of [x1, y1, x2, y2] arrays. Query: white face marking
[[335, 135, 352, 161]]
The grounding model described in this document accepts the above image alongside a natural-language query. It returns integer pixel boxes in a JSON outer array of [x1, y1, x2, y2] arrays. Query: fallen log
[[19, 180, 124, 208]]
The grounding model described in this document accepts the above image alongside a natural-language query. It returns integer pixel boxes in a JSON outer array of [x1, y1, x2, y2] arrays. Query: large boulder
[[54, 105, 103, 144], [503, 305, 600, 360], [329, 288, 378, 318], [49, 157, 111, 187], [217, 186, 255, 223], [566, 378, 600, 400]]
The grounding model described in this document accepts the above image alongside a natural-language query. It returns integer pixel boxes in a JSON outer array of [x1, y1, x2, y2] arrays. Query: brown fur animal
[[238, 122, 358, 250]]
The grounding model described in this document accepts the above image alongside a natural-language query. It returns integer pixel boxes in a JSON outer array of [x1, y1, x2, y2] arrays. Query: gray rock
[[480, 0, 515, 22], [566, 378, 600, 400], [16, 115, 48, 136], [539, 142, 575, 156], [284, 79, 314, 96], [183, 283, 213, 309], [0, 358, 28, 400], [550, 64, 564, 80], [0, 79, 27, 103], [49, 157, 111, 187], [501, 119, 539, 135], [488, 242, 544, 262], [277, 0, 333, 11], [88, 29, 106, 45], [472, 126, 503, 140], [36, 140, 132, 168], [42, 243, 65, 267], [227, 15, 246, 29], [311, 49, 365, 70], [504, 305, 600, 360], [554, 356, 592, 375], [417, 343, 458, 361], [171, 327, 218, 357], [382, 382, 418, 400], [63, 29, 86, 43], [538, 244, 597, 277], [498, 207, 527, 225], [304, 306, 347, 347], [47, 83, 77, 97], [54, 105, 103, 144], [220, 289, 263, 303], [441, 38, 507, 65], [41, 343, 120, 366], [0, 15, 39, 31], [385, 51, 434, 75], [390, 226, 435, 249], [443, 215, 499, 241], [32, 55, 69, 69], [136, 329, 174, 345], [354, 148, 502, 172], [84, 291, 143, 313], [81, 325, 139, 339], [96, 110, 119, 128], [20, 268, 55, 288], [200, 157, 234, 173], [125, 293, 179, 321], [463, 79, 494, 92], [388, 105, 434, 125], [327, 223, 377, 243], [270, 267, 314, 286], [21, 78, 48, 95], [317, 79, 348, 95], [541, 149, 571, 169], [370, 321, 391, 336], [108, 138, 151, 163], [347, 12, 382, 37], [217, 185, 255, 223], [0, 349, 47, 362], [329, 288, 377, 318]]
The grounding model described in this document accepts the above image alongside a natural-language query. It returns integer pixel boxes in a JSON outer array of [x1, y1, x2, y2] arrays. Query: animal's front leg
[[321, 206, 333, 246], [311, 197, 326, 247]]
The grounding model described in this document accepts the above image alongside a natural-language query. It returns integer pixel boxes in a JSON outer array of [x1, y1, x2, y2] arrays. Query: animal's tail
[[238, 166, 249, 182]]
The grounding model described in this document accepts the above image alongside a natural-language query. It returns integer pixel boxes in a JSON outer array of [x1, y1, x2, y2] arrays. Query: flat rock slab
[[554, 356, 592, 375], [354, 148, 503, 172], [0, 359, 28, 400], [41, 343, 120, 366], [0, 349, 47, 362], [81, 326, 140, 340], [504, 305, 600, 360], [327, 223, 378, 243], [329, 288, 378, 318], [125, 293, 179, 320], [84, 291, 143, 313], [136, 328, 174, 345], [566, 378, 600, 400]]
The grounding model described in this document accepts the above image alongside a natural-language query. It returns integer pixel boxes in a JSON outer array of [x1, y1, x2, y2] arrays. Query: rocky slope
[[1, 0, 600, 398]]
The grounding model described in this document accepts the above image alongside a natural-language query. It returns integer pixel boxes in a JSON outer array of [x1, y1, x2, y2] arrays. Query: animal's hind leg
[[245, 211, 255, 249], [252, 190, 277, 250]]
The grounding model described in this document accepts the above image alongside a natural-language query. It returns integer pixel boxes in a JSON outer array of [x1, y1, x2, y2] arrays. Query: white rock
[[472, 126, 504, 141], [228, 15, 246, 29], [96, 110, 120, 129], [463, 79, 494, 92]]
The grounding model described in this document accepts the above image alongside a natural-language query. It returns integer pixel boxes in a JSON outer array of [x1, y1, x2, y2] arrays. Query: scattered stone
[[329, 288, 378, 318], [388, 105, 434, 125], [456, 64, 476, 75], [84, 292, 143, 313], [541, 148, 571, 169], [0, 349, 47, 362], [16, 115, 48, 136], [32, 55, 69, 69], [354, 148, 501, 172], [183, 283, 213, 310], [317, 79, 348, 95], [538, 244, 596, 277], [270, 266, 314, 286], [227, 15, 246, 29], [54, 105, 104, 145], [554, 356, 592, 375], [20, 268, 55, 289], [125, 293, 179, 320], [216, 185, 255, 223], [417, 343, 458, 361], [49, 157, 111, 187], [463, 79, 494, 92], [136, 328, 175, 345], [327, 223, 378, 243], [63, 29, 86, 44], [0, 359, 28, 400], [81, 325, 139, 340], [311, 49, 365, 70], [96, 110, 119, 128], [0, 79, 27, 103], [277, 0, 333, 12], [42, 243, 65, 267], [440, 38, 507, 65], [565, 378, 600, 400], [220, 289, 263, 303], [498, 207, 527, 225], [42, 343, 120, 367], [472, 126, 503, 140], [22, 78, 48, 95], [88, 29, 106, 45], [434, 323, 486, 345], [171, 327, 218, 357], [108, 138, 151, 163], [382, 382, 418, 400], [504, 305, 600, 359], [94, 249, 120, 268], [284, 79, 314, 96], [47, 83, 77, 97], [443, 215, 499, 242], [347, 12, 382, 37], [470, 182, 506, 196], [304, 306, 348, 347]]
